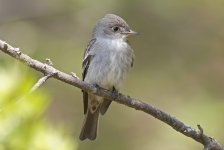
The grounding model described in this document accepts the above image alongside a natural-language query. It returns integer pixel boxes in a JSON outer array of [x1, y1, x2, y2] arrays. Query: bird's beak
[[122, 30, 138, 36]]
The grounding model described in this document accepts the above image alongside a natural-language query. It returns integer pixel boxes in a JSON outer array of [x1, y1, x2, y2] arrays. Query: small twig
[[30, 74, 52, 92], [46, 58, 53, 66], [30, 58, 55, 92], [197, 125, 224, 150], [0, 39, 223, 150], [71, 72, 80, 80]]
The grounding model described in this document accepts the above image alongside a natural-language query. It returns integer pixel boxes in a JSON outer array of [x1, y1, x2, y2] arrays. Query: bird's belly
[[101, 66, 122, 88], [100, 53, 128, 88]]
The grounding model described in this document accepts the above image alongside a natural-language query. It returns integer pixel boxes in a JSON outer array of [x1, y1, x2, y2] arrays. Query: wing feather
[[82, 38, 96, 114]]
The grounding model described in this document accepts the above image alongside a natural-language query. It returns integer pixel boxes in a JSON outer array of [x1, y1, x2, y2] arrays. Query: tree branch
[[30, 58, 55, 92], [30, 74, 52, 92], [0, 39, 223, 150]]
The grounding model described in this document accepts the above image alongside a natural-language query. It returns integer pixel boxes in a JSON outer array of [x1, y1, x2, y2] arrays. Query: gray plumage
[[80, 14, 137, 141]]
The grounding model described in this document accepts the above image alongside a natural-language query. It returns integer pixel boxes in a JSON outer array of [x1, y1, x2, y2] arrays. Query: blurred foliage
[[0, 0, 224, 149], [0, 65, 77, 150]]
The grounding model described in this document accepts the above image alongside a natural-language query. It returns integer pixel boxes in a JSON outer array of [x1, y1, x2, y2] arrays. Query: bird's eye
[[112, 26, 119, 32]]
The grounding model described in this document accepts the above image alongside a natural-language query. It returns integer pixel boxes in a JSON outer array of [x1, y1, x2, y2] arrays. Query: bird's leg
[[111, 86, 119, 99]]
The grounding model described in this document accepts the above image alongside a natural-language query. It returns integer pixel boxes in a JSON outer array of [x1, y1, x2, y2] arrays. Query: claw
[[111, 86, 119, 99], [92, 84, 100, 94]]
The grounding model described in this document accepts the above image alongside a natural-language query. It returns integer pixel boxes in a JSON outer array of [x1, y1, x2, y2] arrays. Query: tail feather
[[100, 99, 112, 115], [79, 107, 100, 141]]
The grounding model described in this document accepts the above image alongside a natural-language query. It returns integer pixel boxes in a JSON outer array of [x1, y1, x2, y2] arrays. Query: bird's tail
[[79, 107, 100, 141]]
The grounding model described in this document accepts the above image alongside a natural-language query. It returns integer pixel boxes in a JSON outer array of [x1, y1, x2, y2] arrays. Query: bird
[[80, 14, 137, 141]]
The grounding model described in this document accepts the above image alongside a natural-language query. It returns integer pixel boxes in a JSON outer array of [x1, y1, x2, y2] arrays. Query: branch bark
[[0, 39, 223, 150]]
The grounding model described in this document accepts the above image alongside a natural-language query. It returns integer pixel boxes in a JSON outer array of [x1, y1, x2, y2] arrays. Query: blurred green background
[[0, 0, 224, 149], [0, 66, 77, 150]]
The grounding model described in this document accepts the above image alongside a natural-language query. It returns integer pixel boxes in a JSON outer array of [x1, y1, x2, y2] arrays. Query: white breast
[[99, 38, 129, 88], [99, 38, 128, 51]]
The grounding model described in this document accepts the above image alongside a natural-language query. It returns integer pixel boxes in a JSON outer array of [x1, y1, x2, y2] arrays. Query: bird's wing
[[126, 40, 135, 68], [82, 38, 96, 114]]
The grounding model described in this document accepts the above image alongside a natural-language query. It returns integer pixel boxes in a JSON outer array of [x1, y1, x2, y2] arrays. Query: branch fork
[[30, 58, 56, 92]]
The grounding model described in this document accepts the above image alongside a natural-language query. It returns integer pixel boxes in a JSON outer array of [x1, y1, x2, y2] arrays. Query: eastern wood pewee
[[80, 14, 137, 140]]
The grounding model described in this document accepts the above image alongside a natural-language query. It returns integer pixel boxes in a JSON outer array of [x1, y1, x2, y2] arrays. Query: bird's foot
[[92, 83, 100, 94], [111, 86, 119, 99]]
